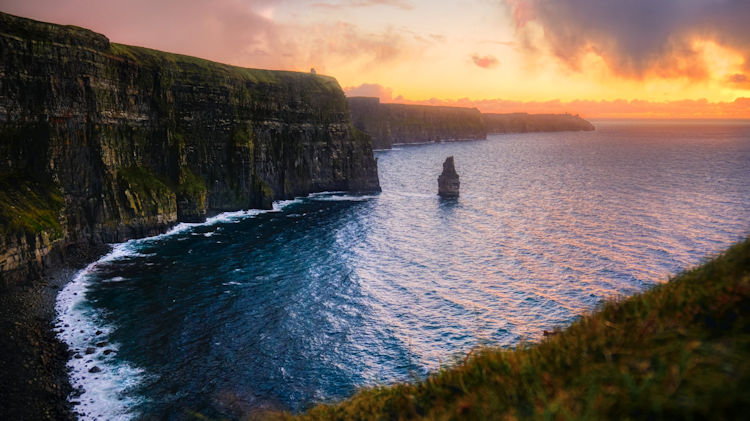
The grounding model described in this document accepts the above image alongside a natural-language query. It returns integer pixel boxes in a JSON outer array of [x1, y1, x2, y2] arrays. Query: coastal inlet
[[57, 121, 750, 420]]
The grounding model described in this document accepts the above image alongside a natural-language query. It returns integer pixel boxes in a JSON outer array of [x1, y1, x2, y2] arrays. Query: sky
[[2, 0, 749, 118]]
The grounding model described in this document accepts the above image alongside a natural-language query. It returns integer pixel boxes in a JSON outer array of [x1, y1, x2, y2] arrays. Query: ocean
[[56, 120, 750, 420]]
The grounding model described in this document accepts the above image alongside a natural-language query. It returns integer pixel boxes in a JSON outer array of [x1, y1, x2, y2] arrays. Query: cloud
[[304, 22, 412, 72], [389, 95, 750, 119], [343, 83, 394, 101], [503, 0, 750, 79], [729, 73, 750, 84], [728, 73, 750, 89], [0, 1, 418, 74], [471, 54, 500, 69], [312, 0, 412, 10], [429, 34, 447, 43], [0, 0, 287, 67], [479, 40, 516, 47]]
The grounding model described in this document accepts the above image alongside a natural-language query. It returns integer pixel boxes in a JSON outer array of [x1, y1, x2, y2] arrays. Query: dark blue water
[[57, 121, 750, 420]]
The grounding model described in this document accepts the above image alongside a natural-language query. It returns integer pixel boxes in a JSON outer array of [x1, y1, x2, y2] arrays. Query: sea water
[[56, 120, 750, 419]]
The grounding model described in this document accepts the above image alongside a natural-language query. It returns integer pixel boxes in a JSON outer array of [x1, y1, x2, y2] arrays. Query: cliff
[[348, 97, 486, 149], [0, 12, 380, 283], [483, 112, 595, 133], [348, 98, 595, 149]]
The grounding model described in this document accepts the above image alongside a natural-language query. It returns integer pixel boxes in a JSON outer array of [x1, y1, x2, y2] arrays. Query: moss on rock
[[0, 174, 64, 238], [254, 178, 275, 210], [177, 168, 207, 202], [176, 168, 208, 222], [117, 166, 176, 219]]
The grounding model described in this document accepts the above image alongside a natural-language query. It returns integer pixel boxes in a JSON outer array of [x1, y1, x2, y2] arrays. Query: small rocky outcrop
[[438, 157, 460, 198]]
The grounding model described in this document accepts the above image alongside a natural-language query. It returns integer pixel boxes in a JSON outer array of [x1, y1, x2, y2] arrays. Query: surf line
[[53, 197, 313, 420]]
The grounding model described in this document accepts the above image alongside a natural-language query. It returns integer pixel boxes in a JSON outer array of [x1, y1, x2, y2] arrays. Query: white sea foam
[[54, 198, 307, 420], [55, 243, 148, 420], [222, 281, 242, 286], [308, 191, 346, 197], [311, 194, 378, 202]]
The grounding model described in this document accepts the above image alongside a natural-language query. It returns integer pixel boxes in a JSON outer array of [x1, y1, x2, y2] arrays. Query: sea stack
[[438, 156, 460, 197]]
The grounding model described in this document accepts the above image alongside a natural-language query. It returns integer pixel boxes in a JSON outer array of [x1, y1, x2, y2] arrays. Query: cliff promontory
[[0, 12, 380, 283], [483, 112, 595, 133], [348, 97, 595, 150], [348, 97, 486, 149]]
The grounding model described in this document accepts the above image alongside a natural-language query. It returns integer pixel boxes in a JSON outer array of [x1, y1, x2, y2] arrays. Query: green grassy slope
[[284, 238, 749, 420], [108, 43, 342, 92], [0, 174, 64, 238]]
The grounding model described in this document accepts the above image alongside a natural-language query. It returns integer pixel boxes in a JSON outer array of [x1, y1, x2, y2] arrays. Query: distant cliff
[[348, 97, 595, 149], [482, 112, 595, 133], [348, 97, 486, 149], [0, 12, 379, 282]]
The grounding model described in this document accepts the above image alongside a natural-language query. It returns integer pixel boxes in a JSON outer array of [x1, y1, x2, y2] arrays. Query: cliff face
[[348, 98, 596, 150], [483, 112, 595, 133], [348, 97, 486, 149], [0, 12, 379, 282]]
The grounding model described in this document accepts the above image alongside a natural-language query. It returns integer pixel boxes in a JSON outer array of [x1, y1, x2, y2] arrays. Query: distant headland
[[348, 97, 595, 149]]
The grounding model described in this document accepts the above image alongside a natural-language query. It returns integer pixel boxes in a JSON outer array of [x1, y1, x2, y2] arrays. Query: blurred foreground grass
[[271, 238, 749, 420]]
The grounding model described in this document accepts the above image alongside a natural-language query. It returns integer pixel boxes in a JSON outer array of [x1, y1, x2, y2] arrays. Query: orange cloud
[[728, 73, 750, 88], [343, 80, 750, 118], [389, 95, 750, 119], [505, 0, 535, 29], [5, 0, 747, 107], [504, 0, 750, 80], [302, 22, 416, 75], [471, 54, 500, 69], [0, 0, 287, 68], [312, 0, 413, 10], [0, 0, 418, 74], [344, 83, 393, 101], [729, 74, 748, 83]]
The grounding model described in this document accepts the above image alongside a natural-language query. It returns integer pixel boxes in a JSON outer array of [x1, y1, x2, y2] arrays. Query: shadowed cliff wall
[[482, 112, 595, 133], [348, 97, 595, 150], [0, 12, 379, 282], [348, 97, 486, 149]]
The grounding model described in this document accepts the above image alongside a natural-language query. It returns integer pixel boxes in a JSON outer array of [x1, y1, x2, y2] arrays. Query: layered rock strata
[[348, 97, 595, 150], [482, 112, 595, 133], [0, 12, 380, 283], [348, 97, 486, 149]]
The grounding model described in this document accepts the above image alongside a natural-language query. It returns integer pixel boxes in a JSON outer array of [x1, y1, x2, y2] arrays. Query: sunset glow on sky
[[3, 0, 749, 118]]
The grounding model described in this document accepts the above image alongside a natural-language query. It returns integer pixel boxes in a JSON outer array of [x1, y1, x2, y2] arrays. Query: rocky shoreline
[[0, 12, 381, 415], [0, 11, 380, 285], [0, 244, 108, 420]]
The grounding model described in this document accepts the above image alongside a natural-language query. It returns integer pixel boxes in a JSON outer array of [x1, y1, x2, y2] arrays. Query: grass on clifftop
[[108, 43, 341, 92], [0, 174, 64, 238], [273, 238, 750, 420]]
